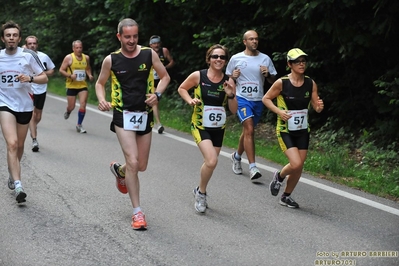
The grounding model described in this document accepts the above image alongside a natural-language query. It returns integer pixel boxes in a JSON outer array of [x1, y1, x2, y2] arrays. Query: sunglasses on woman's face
[[210, 54, 227, 60], [291, 59, 307, 65]]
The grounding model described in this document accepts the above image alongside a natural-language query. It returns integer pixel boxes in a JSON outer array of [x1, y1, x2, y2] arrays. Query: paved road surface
[[0, 94, 398, 266]]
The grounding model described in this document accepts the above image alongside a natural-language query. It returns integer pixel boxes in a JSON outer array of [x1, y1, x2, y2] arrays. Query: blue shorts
[[236, 96, 264, 126]]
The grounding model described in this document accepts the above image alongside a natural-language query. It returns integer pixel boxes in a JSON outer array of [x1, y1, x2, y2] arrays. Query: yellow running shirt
[[66, 53, 88, 89]]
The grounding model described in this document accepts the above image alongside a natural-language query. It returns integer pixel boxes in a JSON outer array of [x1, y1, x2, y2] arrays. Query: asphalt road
[[0, 94, 398, 266]]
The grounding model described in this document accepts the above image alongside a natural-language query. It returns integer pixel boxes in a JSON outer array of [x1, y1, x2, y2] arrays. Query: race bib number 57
[[287, 109, 308, 131]]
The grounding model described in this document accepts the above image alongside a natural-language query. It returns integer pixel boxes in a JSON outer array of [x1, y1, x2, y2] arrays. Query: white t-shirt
[[0, 47, 44, 112], [31, 51, 55, 94], [226, 51, 277, 101]]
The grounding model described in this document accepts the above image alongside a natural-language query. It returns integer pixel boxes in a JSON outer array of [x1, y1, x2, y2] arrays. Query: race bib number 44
[[288, 109, 308, 131], [123, 111, 148, 131]]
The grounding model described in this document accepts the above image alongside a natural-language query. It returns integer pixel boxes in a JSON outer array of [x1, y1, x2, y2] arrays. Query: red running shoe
[[110, 162, 128, 194], [131, 211, 147, 230]]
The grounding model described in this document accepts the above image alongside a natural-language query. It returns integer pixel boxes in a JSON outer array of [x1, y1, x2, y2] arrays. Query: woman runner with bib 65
[[262, 48, 324, 208], [178, 44, 237, 214]]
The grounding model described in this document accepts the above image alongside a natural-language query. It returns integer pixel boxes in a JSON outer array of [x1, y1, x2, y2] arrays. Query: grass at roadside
[[47, 76, 399, 201]]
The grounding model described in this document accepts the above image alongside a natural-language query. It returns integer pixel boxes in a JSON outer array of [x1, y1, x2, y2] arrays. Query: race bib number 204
[[238, 81, 262, 100]]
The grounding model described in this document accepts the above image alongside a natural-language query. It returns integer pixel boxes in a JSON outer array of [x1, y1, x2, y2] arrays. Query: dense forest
[[2, 0, 399, 154]]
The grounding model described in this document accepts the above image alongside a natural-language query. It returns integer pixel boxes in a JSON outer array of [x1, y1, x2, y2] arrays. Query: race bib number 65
[[123, 111, 148, 131], [203, 105, 226, 128]]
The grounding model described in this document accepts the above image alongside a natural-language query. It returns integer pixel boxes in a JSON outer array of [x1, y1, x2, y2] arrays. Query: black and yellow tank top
[[191, 69, 229, 130], [110, 47, 154, 112], [158, 48, 166, 66], [276, 75, 313, 134]]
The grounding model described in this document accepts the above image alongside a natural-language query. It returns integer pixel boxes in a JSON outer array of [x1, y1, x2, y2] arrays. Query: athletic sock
[[277, 172, 285, 182], [249, 163, 256, 169], [234, 152, 241, 161], [197, 187, 206, 195], [14, 180, 22, 189], [133, 207, 142, 215], [77, 109, 86, 125], [282, 192, 291, 198]]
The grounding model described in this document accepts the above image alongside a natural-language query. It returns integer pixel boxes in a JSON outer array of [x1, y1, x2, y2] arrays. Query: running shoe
[[249, 166, 262, 180], [231, 152, 242, 175], [157, 124, 164, 134], [76, 125, 87, 133], [15, 187, 27, 203], [8, 173, 14, 190], [64, 112, 70, 120], [193, 187, 207, 213], [32, 139, 39, 152], [269, 170, 282, 196], [110, 162, 128, 194], [279, 196, 299, 208], [131, 211, 147, 230]]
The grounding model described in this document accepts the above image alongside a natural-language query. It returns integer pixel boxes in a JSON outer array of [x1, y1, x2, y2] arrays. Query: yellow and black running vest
[[110, 48, 154, 112]]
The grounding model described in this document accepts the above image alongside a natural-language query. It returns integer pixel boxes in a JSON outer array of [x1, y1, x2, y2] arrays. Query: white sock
[[14, 180, 22, 189], [249, 163, 256, 169], [133, 207, 142, 215]]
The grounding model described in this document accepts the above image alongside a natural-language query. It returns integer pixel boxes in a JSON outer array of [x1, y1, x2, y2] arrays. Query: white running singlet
[[0, 47, 45, 112], [226, 51, 277, 101], [31, 51, 55, 94]]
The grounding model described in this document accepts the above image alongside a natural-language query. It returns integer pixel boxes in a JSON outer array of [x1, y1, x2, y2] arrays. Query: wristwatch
[[29, 76, 34, 83], [155, 92, 162, 101], [227, 93, 235, 99]]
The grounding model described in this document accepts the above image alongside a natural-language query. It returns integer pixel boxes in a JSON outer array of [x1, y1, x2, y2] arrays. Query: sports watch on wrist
[[155, 92, 162, 101]]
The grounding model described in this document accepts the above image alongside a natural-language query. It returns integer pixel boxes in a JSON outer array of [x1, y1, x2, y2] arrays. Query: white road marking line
[[48, 93, 399, 216]]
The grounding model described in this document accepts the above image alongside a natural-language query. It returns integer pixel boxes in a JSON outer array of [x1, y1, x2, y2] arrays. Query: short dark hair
[[1, 21, 21, 37]]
